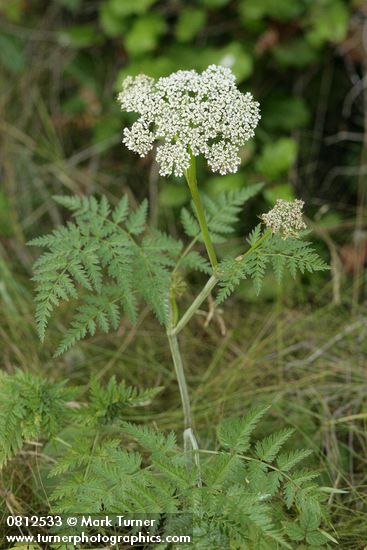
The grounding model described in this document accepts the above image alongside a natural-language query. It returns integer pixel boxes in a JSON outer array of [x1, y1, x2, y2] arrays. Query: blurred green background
[[1, 0, 365, 230], [1, 1, 367, 546]]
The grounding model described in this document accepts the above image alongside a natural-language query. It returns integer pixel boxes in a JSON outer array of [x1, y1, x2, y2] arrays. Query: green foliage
[[106, 0, 155, 17], [272, 38, 318, 68], [29, 194, 183, 354], [159, 182, 189, 208], [176, 8, 206, 42], [307, 0, 349, 46], [29, 188, 328, 356], [261, 96, 310, 132], [217, 405, 270, 452], [205, 172, 253, 194], [218, 42, 254, 81], [217, 227, 329, 303], [0, 371, 336, 550], [0, 370, 72, 467], [239, 0, 306, 22], [0, 370, 162, 467], [0, 33, 25, 74], [121, 422, 177, 455], [0, 0, 24, 22], [255, 138, 298, 180], [83, 375, 163, 426], [0, 367, 335, 546], [58, 24, 102, 48], [255, 428, 294, 462], [125, 14, 167, 56], [263, 183, 295, 203], [29, 188, 266, 355], [24, 387, 331, 548]]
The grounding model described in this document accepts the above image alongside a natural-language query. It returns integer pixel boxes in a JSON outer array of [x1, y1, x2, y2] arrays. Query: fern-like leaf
[[153, 457, 193, 489], [255, 428, 294, 463], [217, 405, 270, 453], [180, 207, 199, 238], [30, 195, 182, 353], [0, 370, 71, 467], [126, 199, 148, 235], [277, 449, 313, 472], [121, 422, 177, 455], [217, 231, 329, 303], [112, 195, 129, 224], [180, 250, 211, 274], [83, 376, 163, 426], [55, 294, 120, 356], [181, 184, 263, 243]]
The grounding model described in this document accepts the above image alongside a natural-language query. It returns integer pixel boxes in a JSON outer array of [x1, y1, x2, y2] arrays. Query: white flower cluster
[[117, 65, 260, 177], [261, 199, 307, 238]]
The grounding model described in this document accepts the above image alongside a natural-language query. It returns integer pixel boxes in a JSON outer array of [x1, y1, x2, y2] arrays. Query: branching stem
[[168, 274, 218, 336], [166, 229, 271, 455]]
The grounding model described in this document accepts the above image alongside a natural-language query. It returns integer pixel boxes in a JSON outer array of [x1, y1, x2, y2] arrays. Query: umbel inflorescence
[[261, 198, 307, 238], [117, 65, 260, 177]]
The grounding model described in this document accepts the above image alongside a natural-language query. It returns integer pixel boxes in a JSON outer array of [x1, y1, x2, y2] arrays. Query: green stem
[[169, 274, 218, 336], [167, 330, 193, 431], [166, 322, 202, 482], [167, 293, 202, 482], [184, 155, 218, 271], [235, 229, 271, 262]]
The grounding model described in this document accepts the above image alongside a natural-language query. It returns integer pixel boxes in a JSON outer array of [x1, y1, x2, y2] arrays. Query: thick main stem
[[184, 156, 218, 271]]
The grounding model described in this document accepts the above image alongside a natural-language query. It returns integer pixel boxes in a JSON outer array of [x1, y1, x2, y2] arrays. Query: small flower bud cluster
[[117, 65, 260, 177], [261, 199, 307, 238]]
